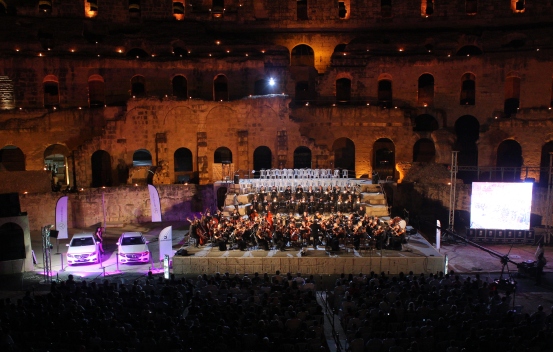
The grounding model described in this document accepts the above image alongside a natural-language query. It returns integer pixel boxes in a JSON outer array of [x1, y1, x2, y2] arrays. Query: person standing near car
[[95, 227, 105, 254]]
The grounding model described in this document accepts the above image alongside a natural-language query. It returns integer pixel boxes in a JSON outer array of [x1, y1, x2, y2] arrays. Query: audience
[[0, 270, 551, 351]]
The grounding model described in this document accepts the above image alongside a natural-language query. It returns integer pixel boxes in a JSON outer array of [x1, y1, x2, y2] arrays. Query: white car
[[66, 233, 100, 265], [117, 232, 150, 264]]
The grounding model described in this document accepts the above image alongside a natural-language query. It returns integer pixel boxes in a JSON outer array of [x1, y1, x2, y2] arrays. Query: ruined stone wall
[[19, 184, 214, 231]]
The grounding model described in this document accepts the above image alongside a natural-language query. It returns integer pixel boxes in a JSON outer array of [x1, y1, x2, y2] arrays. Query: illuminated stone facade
[[1, 0, 553, 189]]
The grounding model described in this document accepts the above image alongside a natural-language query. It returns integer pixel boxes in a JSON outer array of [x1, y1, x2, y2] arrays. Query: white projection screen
[[470, 182, 533, 230]]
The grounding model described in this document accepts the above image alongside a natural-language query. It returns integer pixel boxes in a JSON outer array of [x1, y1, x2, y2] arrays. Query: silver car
[[117, 232, 150, 264], [66, 233, 100, 265]]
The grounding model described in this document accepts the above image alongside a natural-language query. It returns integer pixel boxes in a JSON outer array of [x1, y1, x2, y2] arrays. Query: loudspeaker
[[234, 175, 240, 184], [0, 193, 21, 217], [49, 230, 59, 238]]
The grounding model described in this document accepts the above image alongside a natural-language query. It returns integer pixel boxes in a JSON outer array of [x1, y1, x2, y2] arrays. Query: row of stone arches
[[0, 144, 70, 184], [327, 72, 520, 112]]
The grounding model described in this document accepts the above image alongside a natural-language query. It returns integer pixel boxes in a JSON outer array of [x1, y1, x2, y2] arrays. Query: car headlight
[[141, 252, 149, 256], [67, 254, 74, 258]]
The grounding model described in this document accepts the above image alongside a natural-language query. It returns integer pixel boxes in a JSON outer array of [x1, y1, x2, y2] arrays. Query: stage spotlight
[[269, 78, 276, 86]]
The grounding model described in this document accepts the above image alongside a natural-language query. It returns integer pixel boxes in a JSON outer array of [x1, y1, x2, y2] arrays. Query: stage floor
[[172, 233, 444, 275]]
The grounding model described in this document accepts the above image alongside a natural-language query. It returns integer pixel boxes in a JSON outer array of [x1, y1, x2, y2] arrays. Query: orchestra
[[187, 201, 408, 252]]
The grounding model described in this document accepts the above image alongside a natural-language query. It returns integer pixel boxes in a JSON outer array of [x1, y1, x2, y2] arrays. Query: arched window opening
[[539, 142, 553, 187], [504, 75, 520, 118], [0, 223, 25, 261], [381, 0, 392, 18], [413, 114, 438, 132], [214, 147, 232, 164], [174, 148, 193, 183], [39, 0, 52, 14], [44, 144, 69, 185], [297, 0, 308, 20], [295, 81, 309, 103], [418, 73, 434, 106], [454, 115, 479, 183], [85, 0, 98, 18], [43, 75, 59, 109], [336, 78, 351, 103], [466, 0, 477, 15], [421, 0, 434, 16], [129, 0, 141, 16], [0, 145, 25, 171], [373, 138, 395, 181], [413, 139, 436, 162], [91, 150, 112, 187], [131, 75, 146, 97], [212, 0, 224, 18], [0, 0, 6, 15], [291, 44, 314, 67], [253, 146, 272, 176], [456, 45, 483, 56], [213, 75, 228, 101], [88, 75, 105, 108], [294, 146, 312, 169], [511, 0, 525, 13], [496, 140, 523, 181], [333, 44, 347, 55], [173, 1, 185, 20], [126, 48, 148, 58], [460, 73, 476, 105], [172, 75, 188, 99], [378, 79, 392, 108], [333, 138, 355, 174], [338, 1, 347, 19], [133, 149, 152, 167]]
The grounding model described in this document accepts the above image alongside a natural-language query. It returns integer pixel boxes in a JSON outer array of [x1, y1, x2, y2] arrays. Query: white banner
[[159, 226, 173, 262], [148, 184, 162, 222], [436, 220, 441, 250], [55, 196, 69, 239]]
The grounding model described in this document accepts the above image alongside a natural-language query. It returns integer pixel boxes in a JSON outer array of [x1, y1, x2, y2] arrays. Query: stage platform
[[172, 233, 445, 275]]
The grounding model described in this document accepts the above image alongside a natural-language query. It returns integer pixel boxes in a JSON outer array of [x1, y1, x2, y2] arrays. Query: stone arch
[[454, 115, 479, 183], [466, 0, 477, 14], [336, 77, 351, 103], [460, 72, 476, 105], [421, 0, 434, 16], [378, 74, 392, 108], [131, 75, 146, 97], [172, 75, 188, 99], [291, 44, 314, 67], [173, 0, 185, 20], [214, 146, 232, 164], [294, 146, 312, 169], [43, 75, 59, 108], [0, 0, 6, 14], [413, 114, 439, 132], [174, 147, 193, 183], [333, 44, 347, 55], [39, 0, 52, 13], [373, 138, 395, 180], [88, 74, 105, 107], [129, 0, 141, 15], [253, 146, 272, 174], [418, 73, 434, 106], [413, 138, 436, 162], [0, 145, 25, 171], [0, 222, 25, 261], [332, 138, 355, 173], [504, 73, 521, 118], [539, 141, 553, 187], [91, 150, 112, 187], [85, 0, 98, 18], [497, 139, 523, 180], [381, 0, 392, 17], [133, 149, 152, 167], [212, 0, 224, 18], [456, 45, 482, 56], [44, 144, 70, 185], [213, 74, 228, 101]]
